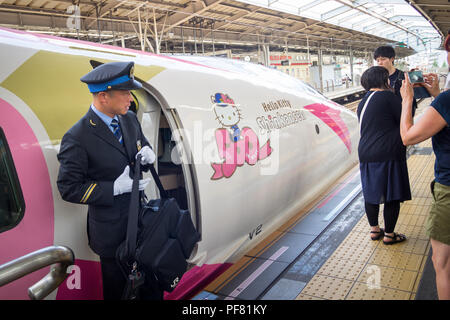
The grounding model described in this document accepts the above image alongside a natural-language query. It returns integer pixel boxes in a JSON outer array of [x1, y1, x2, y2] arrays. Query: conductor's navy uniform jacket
[[57, 107, 150, 258]]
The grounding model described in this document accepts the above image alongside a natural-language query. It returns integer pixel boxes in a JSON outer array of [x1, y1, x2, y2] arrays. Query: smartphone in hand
[[408, 70, 424, 83]]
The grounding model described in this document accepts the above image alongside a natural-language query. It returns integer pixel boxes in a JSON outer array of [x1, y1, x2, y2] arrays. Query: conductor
[[56, 61, 160, 300]]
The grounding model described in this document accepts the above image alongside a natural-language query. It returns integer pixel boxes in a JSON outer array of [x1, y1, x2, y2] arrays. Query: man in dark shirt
[[374, 46, 417, 116]]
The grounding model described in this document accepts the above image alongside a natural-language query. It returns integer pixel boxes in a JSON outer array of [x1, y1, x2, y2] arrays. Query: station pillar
[[262, 44, 270, 67], [318, 47, 324, 92], [349, 47, 354, 83]]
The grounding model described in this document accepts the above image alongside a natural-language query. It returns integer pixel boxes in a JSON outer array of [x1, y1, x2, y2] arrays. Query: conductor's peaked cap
[[80, 61, 143, 93]]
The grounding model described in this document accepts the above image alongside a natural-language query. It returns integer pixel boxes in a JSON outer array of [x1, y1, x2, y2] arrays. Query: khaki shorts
[[427, 181, 450, 245]]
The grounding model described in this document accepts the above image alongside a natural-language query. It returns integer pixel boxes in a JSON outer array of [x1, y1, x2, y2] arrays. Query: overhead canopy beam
[[321, 5, 352, 22], [86, 0, 128, 29], [407, 0, 444, 38], [414, 1, 450, 8], [363, 21, 386, 33], [389, 15, 428, 22], [352, 17, 377, 30], [336, 11, 363, 25], [160, 0, 225, 34], [386, 29, 408, 38], [334, 0, 426, 46], [355, 0, 406, 4], [298, 0, 327, 13]]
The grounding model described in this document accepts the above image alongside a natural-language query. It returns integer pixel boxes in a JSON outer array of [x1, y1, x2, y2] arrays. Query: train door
[[130, 86, 199, 232]]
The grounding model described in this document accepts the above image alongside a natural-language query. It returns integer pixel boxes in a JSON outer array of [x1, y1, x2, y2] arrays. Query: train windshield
[[0, 127, 25, 233]]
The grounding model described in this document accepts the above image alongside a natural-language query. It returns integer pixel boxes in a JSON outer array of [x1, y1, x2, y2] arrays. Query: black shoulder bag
[[116, 155, 200, 299]]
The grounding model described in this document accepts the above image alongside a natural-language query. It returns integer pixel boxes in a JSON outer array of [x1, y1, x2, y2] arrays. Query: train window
[[0, 127, 25, 233]]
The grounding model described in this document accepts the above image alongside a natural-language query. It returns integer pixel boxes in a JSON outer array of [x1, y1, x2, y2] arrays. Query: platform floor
[[296, 138, 434, 300]]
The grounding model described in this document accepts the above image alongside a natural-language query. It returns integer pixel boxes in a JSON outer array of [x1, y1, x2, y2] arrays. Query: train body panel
[[0, 27, 359, 299]]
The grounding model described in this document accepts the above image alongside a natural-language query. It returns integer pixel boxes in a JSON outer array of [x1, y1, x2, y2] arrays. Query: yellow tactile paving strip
[[296, 137, 435, 300]]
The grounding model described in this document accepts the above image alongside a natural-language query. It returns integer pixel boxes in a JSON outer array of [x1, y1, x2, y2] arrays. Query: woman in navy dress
[[357, 66, 411, 244]]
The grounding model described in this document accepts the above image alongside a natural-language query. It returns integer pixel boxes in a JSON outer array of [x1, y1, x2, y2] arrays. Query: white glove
[[136, 145, 156, 165], [113, 166, 150, 196]]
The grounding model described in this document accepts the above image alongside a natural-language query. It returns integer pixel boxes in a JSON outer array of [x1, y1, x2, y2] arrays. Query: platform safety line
[[322, 184, 361, 221], [208, 233, 287, 294], [317, 170, 360, 209], [225, 246, 289, 300], [208, 256, 258, 294]]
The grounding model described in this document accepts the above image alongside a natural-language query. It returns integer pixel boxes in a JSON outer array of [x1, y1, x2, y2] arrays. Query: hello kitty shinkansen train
[[0, 26, 359, 299]]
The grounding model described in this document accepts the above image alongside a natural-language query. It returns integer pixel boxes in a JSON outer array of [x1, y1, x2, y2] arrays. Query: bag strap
[[359, 91, 377, 135], [125, 154, 142, 259], [126, 155, 169, 258], [148, 165, 169, 199]]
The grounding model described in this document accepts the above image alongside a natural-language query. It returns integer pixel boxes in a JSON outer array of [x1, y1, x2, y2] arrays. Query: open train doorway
[[131, 85, 195, 220]]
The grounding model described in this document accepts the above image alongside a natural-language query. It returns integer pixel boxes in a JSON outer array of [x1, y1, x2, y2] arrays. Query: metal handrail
[[0, 246, 74, 300]]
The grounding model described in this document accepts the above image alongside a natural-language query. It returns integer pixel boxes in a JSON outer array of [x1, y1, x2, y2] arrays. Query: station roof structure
[[0, 0, 444, 56], [408, 0, 449, 40], [239, 0, 444, 51]]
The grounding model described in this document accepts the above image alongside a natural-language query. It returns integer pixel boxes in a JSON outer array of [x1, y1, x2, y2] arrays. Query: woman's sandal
[[370, 228, 384, 241], [383, 232, 407, 245]]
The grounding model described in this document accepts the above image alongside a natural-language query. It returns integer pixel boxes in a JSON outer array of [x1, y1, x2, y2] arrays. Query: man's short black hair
[[360, 66, 390, 91], [374, 46, 396, 60]]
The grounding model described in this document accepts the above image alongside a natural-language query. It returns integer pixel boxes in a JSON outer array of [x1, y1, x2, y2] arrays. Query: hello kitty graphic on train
[[211, 92, 272, 180], [212, 93, 242, 142]]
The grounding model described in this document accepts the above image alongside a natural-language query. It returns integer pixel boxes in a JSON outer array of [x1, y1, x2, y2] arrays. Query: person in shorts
[[400, 32, 450, 300]]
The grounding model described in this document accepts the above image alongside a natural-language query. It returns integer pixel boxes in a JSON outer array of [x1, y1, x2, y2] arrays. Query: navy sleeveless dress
[[357, 90, 412, 204], [360, 161, 411, 204]]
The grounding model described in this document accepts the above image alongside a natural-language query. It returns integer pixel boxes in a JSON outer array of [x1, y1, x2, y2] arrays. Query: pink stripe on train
[[0, 98, 54, 299], [304, 103, 352, 153]]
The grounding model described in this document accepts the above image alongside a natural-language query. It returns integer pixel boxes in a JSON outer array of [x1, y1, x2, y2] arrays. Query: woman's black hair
[[360, 66, 390, 91]]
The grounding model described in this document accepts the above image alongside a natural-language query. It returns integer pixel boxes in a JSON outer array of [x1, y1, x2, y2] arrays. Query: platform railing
[[0, 246, 74, 300]]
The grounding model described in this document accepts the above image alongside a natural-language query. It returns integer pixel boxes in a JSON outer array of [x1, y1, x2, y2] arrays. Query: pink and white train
[[0, 26, 359, 299]]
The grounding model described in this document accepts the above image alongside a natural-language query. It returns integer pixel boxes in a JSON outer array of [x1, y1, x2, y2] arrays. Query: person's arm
[[57, 133, 114, 206], [400, 73, 447, 146]]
